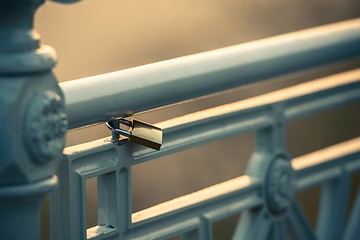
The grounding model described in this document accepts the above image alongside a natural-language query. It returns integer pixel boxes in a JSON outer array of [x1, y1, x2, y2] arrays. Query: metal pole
[[61, 18, 360, 129], [0, 1, 68, 239]]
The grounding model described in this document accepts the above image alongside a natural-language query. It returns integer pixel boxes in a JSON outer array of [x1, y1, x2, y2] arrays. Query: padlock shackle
[[118, 118, 132, 127], [106, 120, 131, 137], [113, 128, 131, 137]]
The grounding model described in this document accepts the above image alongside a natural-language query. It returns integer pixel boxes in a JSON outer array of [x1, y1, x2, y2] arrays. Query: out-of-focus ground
[[37, 0, 360, 239]]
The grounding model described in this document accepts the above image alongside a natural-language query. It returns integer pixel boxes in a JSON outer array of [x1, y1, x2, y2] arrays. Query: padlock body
[[129, 119, 162, 150]]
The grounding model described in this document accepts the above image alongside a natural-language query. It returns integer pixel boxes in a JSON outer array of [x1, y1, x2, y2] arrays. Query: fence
[[0, 1, 360, 240]]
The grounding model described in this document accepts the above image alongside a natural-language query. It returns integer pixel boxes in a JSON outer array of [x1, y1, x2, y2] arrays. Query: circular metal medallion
[[25, 91, 68, 164], [265, 157, 295, 214]]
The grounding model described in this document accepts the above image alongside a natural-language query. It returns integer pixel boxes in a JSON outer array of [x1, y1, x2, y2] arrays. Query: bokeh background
[[36, 0, 360, 239]]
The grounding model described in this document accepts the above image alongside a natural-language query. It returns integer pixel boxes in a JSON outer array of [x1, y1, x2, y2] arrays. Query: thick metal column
[[0, 1, 67, 239]]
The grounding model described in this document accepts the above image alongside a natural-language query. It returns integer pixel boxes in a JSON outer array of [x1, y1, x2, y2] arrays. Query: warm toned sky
[[37, 0, 360, 82]]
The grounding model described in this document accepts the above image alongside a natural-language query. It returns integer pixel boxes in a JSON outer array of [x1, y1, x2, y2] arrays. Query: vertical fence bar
[[344, 187, 360, 240], [0, 1, 67, 240], [271, 218, 286, 240], [233, 104, 301, 239], [198, 217, 213, 240], [316, 174, 350, 240], [97, 172, 118, 230], [118, 167, 132, 236], [232, 209, 271, 240]]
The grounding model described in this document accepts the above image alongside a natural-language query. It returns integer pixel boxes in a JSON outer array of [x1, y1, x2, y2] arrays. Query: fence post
[[0, 1, 67, 239]]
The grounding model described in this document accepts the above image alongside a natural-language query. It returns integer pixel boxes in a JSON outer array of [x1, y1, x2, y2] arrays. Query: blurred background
[[36, 0, 360, 239]]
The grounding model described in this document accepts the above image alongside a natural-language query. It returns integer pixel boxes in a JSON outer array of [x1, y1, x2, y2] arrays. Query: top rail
[[60, 18, 360, 129]]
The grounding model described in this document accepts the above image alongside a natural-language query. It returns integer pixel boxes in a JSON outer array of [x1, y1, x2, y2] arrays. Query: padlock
[[106, 118, 162, 150], [130, 119, 163, 150]]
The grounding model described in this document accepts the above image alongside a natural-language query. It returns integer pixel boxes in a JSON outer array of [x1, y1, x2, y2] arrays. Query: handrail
[[60, 18, 360, 129]]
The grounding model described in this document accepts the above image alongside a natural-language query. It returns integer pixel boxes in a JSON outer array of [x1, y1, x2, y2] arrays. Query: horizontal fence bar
[[132, 69, 360, 163], [127, 176, 262, 239], [131, 176, 259, 223], [60, 18, 360, 129], [293, 137, 360, 190]]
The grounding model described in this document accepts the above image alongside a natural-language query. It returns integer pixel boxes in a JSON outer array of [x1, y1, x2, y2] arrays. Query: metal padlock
[[106, 118, 162, 150]]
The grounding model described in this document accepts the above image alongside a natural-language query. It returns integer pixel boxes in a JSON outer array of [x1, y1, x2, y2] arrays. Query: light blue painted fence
[[0, 1, 360, 240]]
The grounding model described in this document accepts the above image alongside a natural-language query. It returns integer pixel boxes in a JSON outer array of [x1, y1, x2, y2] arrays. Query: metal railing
[[0, 1, 360, 240], [53, 69, 360, 240]]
